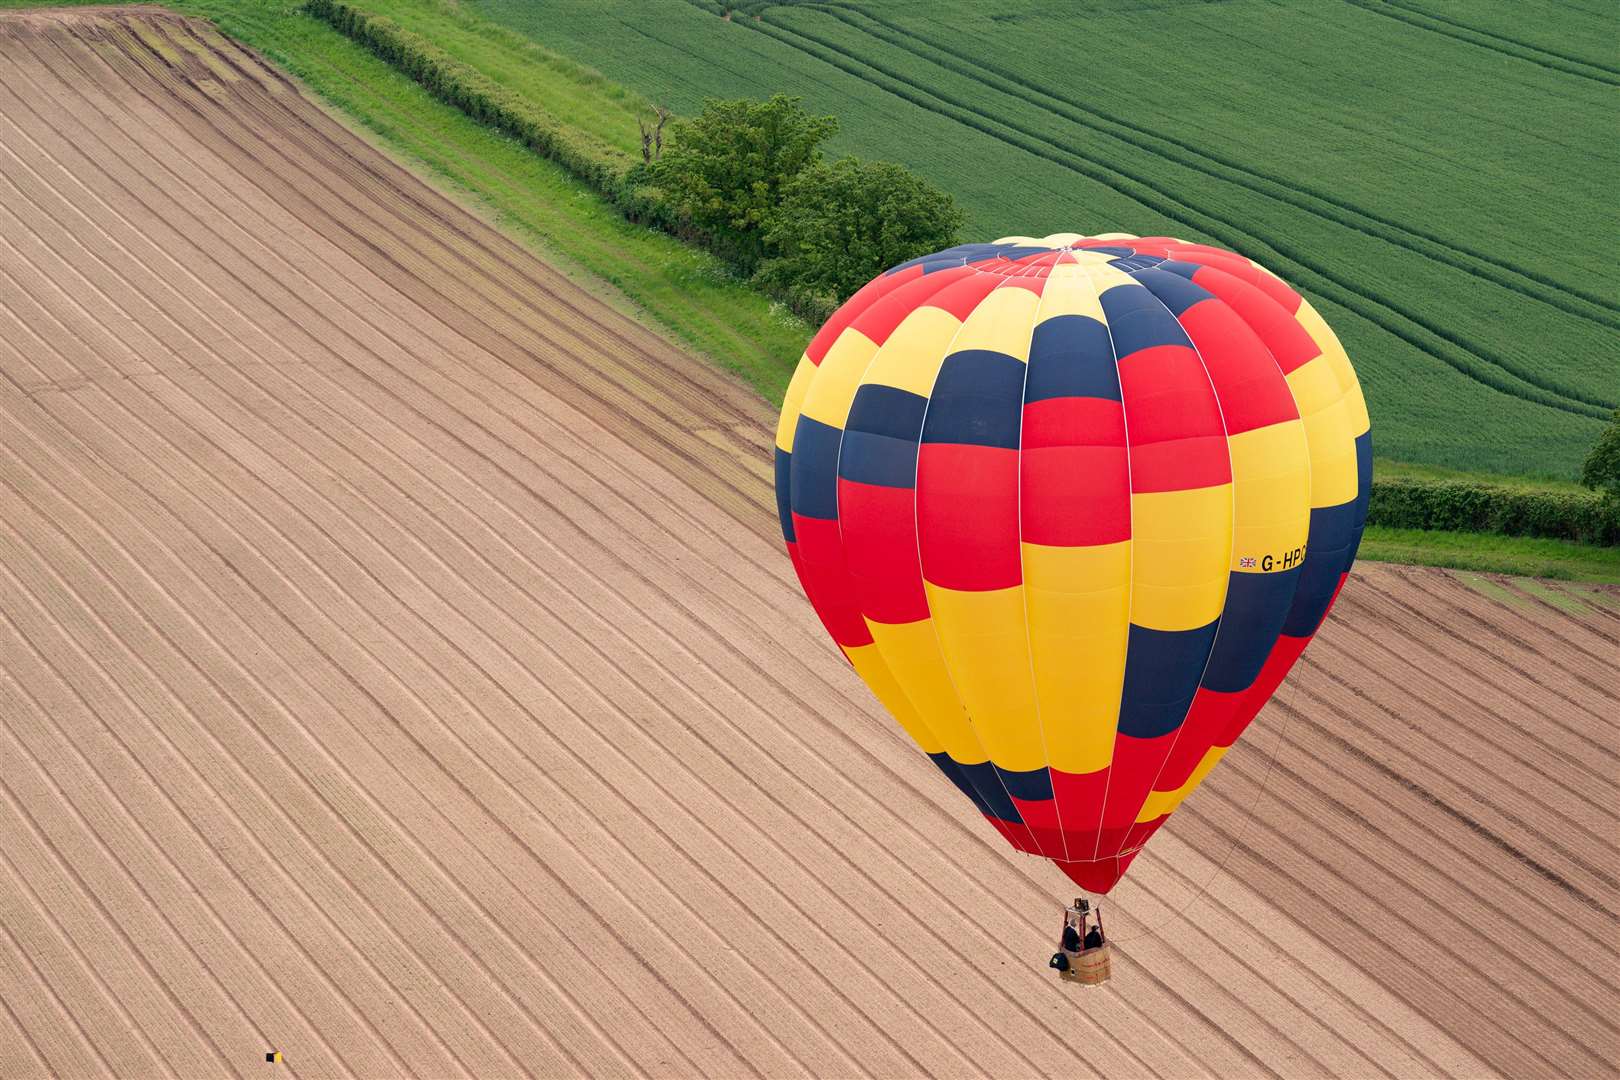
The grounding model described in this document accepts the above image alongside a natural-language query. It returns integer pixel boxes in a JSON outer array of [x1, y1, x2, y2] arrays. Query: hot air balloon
[[773, 233, 1371, 915]]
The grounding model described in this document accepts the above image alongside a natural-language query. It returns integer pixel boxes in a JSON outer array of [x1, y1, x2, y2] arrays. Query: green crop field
[[473, 0, 1620, 483]]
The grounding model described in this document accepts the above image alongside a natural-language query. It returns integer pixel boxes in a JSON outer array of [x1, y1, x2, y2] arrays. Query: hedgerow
[[1367, 478, 1619, 545], [305, 0, 628, 195]]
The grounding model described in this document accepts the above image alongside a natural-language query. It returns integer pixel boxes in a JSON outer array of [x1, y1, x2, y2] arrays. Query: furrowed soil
[[0, 8, 1615, 1078]]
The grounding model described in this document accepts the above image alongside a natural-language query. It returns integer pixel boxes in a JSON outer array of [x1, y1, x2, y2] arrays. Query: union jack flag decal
[[1239, 556, 1257, 568]]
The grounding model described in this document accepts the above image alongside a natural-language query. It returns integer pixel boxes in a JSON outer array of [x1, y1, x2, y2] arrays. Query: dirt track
[[0, 8, 1615, 1078]]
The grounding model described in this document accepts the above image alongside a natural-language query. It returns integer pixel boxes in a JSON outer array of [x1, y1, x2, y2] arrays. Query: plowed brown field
[[1, 8, 1615, 1079]]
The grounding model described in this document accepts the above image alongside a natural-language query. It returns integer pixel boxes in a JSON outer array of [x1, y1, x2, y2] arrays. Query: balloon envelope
[[774, 234, 1371, 893]]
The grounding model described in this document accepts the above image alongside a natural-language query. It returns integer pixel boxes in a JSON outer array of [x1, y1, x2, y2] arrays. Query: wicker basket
[[1060, 944, 1112, 986]]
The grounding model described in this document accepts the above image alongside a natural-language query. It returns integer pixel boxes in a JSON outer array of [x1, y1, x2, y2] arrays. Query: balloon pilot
[[1050, 896, 1112, 985]]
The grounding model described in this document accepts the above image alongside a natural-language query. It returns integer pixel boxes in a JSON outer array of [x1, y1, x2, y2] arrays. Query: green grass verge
[[1356, 526, 1620, 583], [308, 0, 654, 162]]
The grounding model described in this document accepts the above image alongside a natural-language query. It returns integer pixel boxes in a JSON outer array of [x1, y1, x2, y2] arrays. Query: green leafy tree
[[653, 94, 837, 270], [757, 157, 965, 302], [1580, 408, 1620, 500]]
